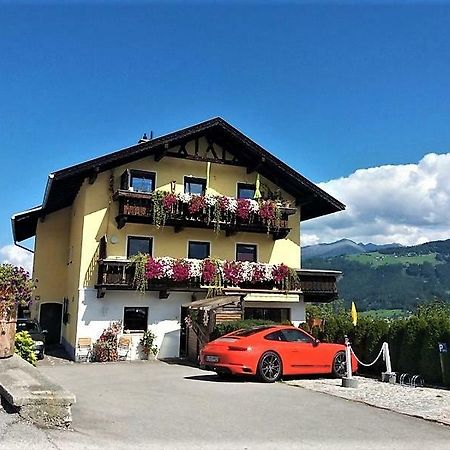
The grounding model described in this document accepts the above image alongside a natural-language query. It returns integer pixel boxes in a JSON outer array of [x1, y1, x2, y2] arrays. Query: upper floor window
[[188, 241, 210, 259], [121, 169, 156, 193], [184, 177, 206, 195], [237, 183, 256, 199], [236, 244, 257, 262], [127, 236, 153, 258]]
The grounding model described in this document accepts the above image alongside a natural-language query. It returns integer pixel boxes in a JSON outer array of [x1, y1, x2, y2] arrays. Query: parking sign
[[438, 342, 448, 353]]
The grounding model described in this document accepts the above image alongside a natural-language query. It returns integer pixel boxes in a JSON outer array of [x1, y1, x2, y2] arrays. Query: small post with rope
[[342, 335, 358, 388], [381, 342, 397, 383]]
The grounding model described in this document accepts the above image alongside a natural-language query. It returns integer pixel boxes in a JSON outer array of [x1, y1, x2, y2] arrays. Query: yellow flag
[[351, 301, 358, 326]]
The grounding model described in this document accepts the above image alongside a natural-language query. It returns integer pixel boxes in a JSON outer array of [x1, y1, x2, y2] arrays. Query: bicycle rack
[[399, 373, 411, 386], [411, 374, 424, 388]]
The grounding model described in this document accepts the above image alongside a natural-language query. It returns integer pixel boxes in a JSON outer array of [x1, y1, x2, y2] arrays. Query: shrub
[[15, 331, 37, 366], [140, 330, 158, 356], [305, 300, 450, 384], [93, 322, 122, 362]]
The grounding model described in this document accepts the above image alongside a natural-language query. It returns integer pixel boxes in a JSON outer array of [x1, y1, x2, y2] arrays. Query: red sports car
[[200, 325, 358, 382]]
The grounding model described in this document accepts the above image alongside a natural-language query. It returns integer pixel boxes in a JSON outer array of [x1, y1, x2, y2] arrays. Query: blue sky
[[1, 2, 450, 267]]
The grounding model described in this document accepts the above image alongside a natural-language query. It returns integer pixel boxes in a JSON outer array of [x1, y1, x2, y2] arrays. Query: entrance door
[[40, 303, 63, 345]]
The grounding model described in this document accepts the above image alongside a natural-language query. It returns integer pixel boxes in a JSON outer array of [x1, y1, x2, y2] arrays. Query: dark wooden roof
[[12, 117, 345, 242]]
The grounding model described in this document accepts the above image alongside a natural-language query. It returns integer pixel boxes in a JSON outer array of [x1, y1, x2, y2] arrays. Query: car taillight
[[228, 346, 250, 351]]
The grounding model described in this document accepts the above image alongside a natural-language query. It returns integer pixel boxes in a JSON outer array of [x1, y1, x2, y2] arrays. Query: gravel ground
[[284, 376, 450, 425]]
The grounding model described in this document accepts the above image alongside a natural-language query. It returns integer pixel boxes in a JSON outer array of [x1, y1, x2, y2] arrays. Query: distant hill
[[302, 238, 401, 260], [303, 238, 450, 311]]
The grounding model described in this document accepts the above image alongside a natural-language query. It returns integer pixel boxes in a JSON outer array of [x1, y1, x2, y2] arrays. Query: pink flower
[[163, 193, 178, 210], [223, 261, 242, 285], [236, 199, 251, 220], [218, 196, 230, 212], [145, 258, 164, 280], [252, 264, 266, 282], [188, 196, 206, 214], [172, 260, 190, 282], [259, 201, 276, 221], [272, 264, 289, 282], [201, 260, 217, 284]]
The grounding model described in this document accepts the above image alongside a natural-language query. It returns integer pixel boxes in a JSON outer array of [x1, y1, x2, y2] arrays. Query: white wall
[[77, 288, 191, 360]]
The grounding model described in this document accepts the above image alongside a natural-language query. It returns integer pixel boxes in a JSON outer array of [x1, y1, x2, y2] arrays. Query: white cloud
[[302, 152, 450, 246], [0, 244, 33, 274]]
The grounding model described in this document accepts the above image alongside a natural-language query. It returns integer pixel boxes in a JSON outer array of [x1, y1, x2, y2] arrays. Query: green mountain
[[302, 238, 450, 311]]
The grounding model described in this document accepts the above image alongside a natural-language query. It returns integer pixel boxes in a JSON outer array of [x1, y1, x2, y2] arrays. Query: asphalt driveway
[[1, 360, 450, 449]]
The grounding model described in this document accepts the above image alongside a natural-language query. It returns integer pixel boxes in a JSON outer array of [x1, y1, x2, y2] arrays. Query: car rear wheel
[[258, 351, 282, 383], [332, 351, 347, 378]]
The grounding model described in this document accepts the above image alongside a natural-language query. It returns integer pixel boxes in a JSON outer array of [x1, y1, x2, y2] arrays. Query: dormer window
[[237, 183, 256, 199], [184, 176, 206, 195], [121, 169, 156, 193]]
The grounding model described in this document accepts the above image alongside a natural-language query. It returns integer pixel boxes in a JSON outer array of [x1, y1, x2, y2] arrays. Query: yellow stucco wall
[[33, 207, 70, 301], [33, 136, 303, 349]]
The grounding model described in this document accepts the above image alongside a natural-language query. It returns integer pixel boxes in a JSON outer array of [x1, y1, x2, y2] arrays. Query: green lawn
[[346, 252, 440, 267]]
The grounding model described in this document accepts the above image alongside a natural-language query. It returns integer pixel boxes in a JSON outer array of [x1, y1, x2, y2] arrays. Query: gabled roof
[[12, 117, 345, 242]]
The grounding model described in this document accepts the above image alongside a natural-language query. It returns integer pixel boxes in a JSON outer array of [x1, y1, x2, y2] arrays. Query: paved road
[[1, 361, 450, 450]]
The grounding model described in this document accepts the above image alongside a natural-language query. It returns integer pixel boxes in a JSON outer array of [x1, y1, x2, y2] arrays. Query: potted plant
[[139, 330, 158, 360], [0, 264, 34, 359]]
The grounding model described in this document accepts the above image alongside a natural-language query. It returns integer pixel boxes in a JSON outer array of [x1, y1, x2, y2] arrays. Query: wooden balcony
[[112, 190, 295, 240], [95, 259, 340, 302]]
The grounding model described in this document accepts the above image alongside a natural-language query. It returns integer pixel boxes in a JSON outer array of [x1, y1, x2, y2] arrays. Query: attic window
[[121, 170, 155, 193], [184, 177, 206, 195], [237, 183, 256, 199]]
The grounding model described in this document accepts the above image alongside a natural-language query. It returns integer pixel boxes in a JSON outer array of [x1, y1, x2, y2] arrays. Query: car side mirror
[[312, 338, 320, 347]]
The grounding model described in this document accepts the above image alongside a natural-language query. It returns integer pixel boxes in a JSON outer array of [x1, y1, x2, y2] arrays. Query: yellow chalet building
[[12, 118, 344, 361]]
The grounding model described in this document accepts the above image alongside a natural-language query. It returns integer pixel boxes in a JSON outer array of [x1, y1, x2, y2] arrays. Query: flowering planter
[[0, 313, 17, 359]]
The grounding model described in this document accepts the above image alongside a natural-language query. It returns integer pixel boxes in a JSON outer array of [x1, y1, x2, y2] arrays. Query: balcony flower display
[[123, 190, 291, 232], [130, 255, 300, 293]]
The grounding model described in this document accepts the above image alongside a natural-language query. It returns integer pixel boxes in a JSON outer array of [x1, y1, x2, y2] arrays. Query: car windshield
[[16, 321, 40, 333], [231, 326, 274, 337]]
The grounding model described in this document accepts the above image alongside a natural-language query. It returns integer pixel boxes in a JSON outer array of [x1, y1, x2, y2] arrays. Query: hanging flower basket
[[0, 264, 34, 359]]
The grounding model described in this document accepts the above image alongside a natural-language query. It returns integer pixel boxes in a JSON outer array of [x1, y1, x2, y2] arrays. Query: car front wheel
[[332, 351, 347, 378], [258, 351, 282, 383]]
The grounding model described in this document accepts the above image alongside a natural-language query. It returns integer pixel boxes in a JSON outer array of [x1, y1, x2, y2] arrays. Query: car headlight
[[34, 341, 44, 347]]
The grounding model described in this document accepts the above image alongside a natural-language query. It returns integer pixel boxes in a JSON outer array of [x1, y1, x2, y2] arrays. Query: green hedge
[[303, 301, 450, 385]]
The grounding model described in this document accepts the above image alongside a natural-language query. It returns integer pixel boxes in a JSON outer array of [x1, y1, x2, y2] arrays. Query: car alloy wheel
[[332, 351, 347, 378], [258, 351, 282, 383]]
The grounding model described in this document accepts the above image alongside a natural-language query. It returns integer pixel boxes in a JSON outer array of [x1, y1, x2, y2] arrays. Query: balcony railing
[[112, 190, 296, 240], [95, 258, 339, 302]]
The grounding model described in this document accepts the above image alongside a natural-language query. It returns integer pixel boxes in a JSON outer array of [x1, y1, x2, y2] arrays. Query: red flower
[[201, 260, 217, 284], [172, 260, 190, 282], [188, 196, 206, 214], [223, 261, 242, 285], [163, 193, 178, 210], [218, 196, 230, 212], [236, 199, 251, 220], [146, 258, 164, 280], [259, 201, 276, 221], [272, 264, 289, 282], [252, 264, 266, 283]]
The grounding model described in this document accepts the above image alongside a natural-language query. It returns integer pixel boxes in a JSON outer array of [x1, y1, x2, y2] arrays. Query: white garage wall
[[77, 288, 191, 360]]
